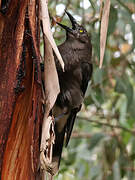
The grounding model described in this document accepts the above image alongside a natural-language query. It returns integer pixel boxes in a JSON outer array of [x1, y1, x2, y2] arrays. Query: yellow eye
[[79, 29, 83, 33]]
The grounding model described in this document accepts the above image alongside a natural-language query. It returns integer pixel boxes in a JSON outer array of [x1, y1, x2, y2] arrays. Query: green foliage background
[[48, 0, 135, 179]]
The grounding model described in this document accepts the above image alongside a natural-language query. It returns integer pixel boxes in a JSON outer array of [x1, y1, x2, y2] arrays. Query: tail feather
[[65, 112, 76, 147], [65, 105, 81, 146], [52, 126, 66, 173]]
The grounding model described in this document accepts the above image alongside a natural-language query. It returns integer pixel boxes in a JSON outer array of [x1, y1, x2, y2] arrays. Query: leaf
[[90, 89, 101, 107], [99, 0, 111, 68], [128, 91, 135, 118], [93, 68, 105, 85], [112, 161, 121, 180], [89, 133, 105, 150], [117, 7, 135, 51], [130, 137, 135, 158], [91, 32, 100, 60], [123, 11, 135, 49], [108, 6, 118, 35], [115, 95, 127, 125], [106, 175, 113, 180], [115, 75, 133, 107], [104, 138, 117, 167], [119, 97, 127, 124], [90, 165, 101, 180], [89, 87, 105, 107]]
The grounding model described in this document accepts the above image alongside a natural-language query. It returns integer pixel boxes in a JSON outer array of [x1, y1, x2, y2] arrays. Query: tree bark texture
[[0, 0, 42, 179]]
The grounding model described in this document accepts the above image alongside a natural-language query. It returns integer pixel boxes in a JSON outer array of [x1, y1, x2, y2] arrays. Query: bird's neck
[[66, 38, 88, 50]]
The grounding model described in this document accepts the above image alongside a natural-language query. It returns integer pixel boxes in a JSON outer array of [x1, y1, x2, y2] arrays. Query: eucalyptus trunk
[[0, 1, 42, 179]]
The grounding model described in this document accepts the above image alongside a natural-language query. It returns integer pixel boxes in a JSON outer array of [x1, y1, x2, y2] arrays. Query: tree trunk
[[0, 0, 42, 179]]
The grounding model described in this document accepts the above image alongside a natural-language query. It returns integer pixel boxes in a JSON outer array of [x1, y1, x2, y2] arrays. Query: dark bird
[[43, 11, 93, 174]]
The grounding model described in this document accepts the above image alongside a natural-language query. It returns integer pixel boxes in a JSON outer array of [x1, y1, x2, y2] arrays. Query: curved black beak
[[65, 11, 79, 30], [56, 11, 79, 34], [56, 22, 73, 34]]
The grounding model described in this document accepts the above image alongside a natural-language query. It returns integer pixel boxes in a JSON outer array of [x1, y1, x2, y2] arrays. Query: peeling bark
[[0, 0, 42, 179]]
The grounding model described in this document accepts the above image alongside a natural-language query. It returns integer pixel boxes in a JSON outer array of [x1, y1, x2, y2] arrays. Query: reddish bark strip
[[0, 0, 42, 179]]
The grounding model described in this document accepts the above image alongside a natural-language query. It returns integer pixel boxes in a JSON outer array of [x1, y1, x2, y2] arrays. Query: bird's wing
[[81, 62, 93, 95], [65, 62, 93, 146]]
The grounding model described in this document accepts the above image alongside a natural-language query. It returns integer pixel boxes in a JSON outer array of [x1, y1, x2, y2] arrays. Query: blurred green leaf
[[115, 75, 133, 107], [113, 161, 121, 180], [91, 32, 100, 59], [119, 7, 135, 48], [93, 68, 105, 85], [89, 133, 105, 150], [104, 138, 117, 167], [90, 165, 101, 180], [128, 91, 135, 118], [106, 175, 113, 180], [131, 137, 135, 156], [108, 6, 118, 35]]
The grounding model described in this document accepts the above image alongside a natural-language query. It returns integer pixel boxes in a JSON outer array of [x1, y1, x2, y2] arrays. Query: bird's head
[[57, 11, 89, 43]]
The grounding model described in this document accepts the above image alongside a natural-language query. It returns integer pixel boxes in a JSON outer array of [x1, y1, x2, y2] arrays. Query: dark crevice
[[14, 42, 26, 94], [0, 0, 11, 14]]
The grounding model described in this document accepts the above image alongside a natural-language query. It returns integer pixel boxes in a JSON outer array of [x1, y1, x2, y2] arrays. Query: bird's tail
[[65, 106, 81, 146], [51, 126, 66, 175]]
